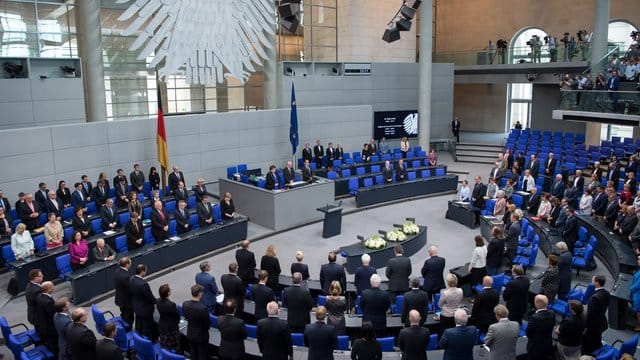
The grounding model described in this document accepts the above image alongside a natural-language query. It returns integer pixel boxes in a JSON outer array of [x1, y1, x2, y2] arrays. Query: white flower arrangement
[[402, 221, 419, 235], [364, 235, 387, 249]]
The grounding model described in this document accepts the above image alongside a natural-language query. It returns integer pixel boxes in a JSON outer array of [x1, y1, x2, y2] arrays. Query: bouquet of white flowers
[[364, 235, 387, 249], [386, 229, 407, 242], [402, 221, 419, 235]]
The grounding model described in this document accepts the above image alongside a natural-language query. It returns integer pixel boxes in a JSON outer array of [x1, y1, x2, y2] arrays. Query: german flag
[[156, 85, 169, 171]]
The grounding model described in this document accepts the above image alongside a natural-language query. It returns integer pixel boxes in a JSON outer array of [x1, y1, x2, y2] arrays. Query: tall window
[[509, 27, 550, 64], [506, 83, 533, 130]]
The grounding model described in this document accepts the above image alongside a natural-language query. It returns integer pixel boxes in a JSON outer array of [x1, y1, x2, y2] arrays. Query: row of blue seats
[[326, 158, 436, 179], [296, 150, 428, 170], [347, 168, 446, 195]]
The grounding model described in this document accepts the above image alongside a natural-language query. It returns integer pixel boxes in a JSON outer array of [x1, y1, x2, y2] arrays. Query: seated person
[[43, 212, 64, 249], [71, 207, 92, 238], [197, 196, 214, 228], [11, 223, 34, 260], [68, 231, 89, 270], [221, 192, 235, 220], [125, 211, 145, 250], [174, 200, 191, 234], [92, 238, 116, 262], [100, 198, 119, 232]]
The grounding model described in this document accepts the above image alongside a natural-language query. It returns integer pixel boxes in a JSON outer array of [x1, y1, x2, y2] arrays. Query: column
[[585, 0, 610, 146], [418, 0, 433, 149], [75, 0, 107, 122], [264, 22, 278, 110]]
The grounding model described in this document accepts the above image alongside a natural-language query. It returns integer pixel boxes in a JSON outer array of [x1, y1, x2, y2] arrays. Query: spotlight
[[279, 0, 302, 34], [3, 62, 24, 78], [331, 66, 340, 75], [396, 18, 412, 31], [382, 27, 401, 43], [285, 67, 294, 76], [400, 6, 416, 20]]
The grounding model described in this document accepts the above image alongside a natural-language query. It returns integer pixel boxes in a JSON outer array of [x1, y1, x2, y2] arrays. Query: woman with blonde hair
[[43, 212, 63, 249], [290, 250, 310, 281], [438, 273, 463, 331], [260, 244, 281, 292], [325, 280, 346, 335], [11, 223, 34, 260]]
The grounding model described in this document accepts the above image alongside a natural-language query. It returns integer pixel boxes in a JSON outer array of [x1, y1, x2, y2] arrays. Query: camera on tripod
[[526, 35, 540, 47]]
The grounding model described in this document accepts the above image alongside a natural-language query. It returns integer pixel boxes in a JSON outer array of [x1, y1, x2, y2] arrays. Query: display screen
[[373, 110, 419, 139]]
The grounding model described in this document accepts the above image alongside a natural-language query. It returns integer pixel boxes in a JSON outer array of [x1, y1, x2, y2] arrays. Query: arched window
[[509, 27, 550, 64]]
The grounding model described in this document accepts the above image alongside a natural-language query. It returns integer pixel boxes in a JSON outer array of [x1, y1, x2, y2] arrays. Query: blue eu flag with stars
[[289, 82, 299, 155]]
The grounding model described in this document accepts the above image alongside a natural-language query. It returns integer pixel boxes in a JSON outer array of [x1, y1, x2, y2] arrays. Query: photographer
[[527, 35, 542, 63], [545, 35, 557, 62], [496, 37, 508, 64]]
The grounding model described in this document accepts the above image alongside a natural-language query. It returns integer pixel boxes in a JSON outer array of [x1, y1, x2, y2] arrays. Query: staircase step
[[456, 144, 504, 152], [455, 150, 498, 158], [455, 155, 497, 164]]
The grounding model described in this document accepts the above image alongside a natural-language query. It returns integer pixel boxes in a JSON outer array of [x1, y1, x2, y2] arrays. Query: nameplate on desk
[[453, 201, 470, 205], [142, 219, 151, 225], [169, 236, 181, 241], [103, 230, 116, 236], [516, 191, 530, 195]]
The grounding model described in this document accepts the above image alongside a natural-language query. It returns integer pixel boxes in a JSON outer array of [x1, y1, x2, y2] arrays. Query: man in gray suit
[[484, 304, 519, 360]]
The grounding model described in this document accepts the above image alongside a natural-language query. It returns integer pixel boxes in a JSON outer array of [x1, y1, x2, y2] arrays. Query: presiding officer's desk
[[576, 215, 636, 277], [356, 175, 458, 208], [219, 177, 334, 231], [67, 216, 248, 303]]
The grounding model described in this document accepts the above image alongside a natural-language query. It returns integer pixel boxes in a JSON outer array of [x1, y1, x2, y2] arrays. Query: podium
[[317, 205, 343, 238]]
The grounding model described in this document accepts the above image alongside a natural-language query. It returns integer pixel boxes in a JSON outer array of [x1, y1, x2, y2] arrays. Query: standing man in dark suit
[[471, 276, 500, 334], [182, 284, 210, 360], [53, 297, 72, 360], [115, 178, 129, 208], [582, 275, 610, 355], [326, 142, 335, 165], [489, 162, 504, 181], [304, 306, 337, 360], [572, 170, 585, 194], [258, 301, 293, 360], [421, 245, 446, 301], [265, 165, 279, 190], [361, 274, 391, 337], [100, 199, 119, 232], [25, 268, 43, 325], [471, 176, 487, 226], [561, 207, 579, 252], [236, 240, 257, 288], [114, 257, 134, 328], [319, 252, 346, 295], [195, 261, 219, 314], [168, 165, 185, 195], [439, 309, 477, 360], [113, 169, 128, 189], [218, 299, 247, 360], [0, 189, 12, 213], [544, 152, 557, 176], [550, 174, 566, 198], [284, 272, 313, 333], [282, 161, 296, 185], [79, 175, 93, 201], [301, 160, 314, 182], [606, 162, 620, 185], [354, 253, 376, 295], [386, 244, 412, 301], [591, 185, 607, 219], [45, 192, 63, 220], [174, 200, 191, 234], [125, 212, 144, 250], [150, 200, 169, 242], [193, 178, 209, 202], [174, 182, 189, 204], [36, 281, 58, 355], [502, 265, 530, 324], [92, 180, 109, 208], [251, 270, 276, 320], [526, 295, 556, 360], [526, 187, 541, 214], [401, 277, 429, 327], [196, 195, 214, 228], [221, 262, 245, 318], [66, 308, 97, 359], [398, 310, 430, 360], [34, 183, 49, 212], [504, 211, 522, 266], [382, 161, 394, 183], [527, 154, 540, 180], [129, 264, 156, 339], [604, 192, 620, 229], [129, 164, 145, 194], [335, 144, 344, 160], [395, 159, 407, 182], [451, 117, 461, 143], [302, 143, 313, 166], [95, 323, 124, 360], [313, 140, 324, 169], [20, 193, 41, 231]]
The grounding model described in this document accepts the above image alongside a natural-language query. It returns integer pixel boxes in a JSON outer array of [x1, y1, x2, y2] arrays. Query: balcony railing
[[559, 89, 640, 115]]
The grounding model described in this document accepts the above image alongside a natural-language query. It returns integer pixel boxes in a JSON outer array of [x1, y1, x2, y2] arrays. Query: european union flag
[[289, 82, 299, 155]]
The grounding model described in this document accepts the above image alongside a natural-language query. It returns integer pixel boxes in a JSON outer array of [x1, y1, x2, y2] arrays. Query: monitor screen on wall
[[373, 110, 419, 140]]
